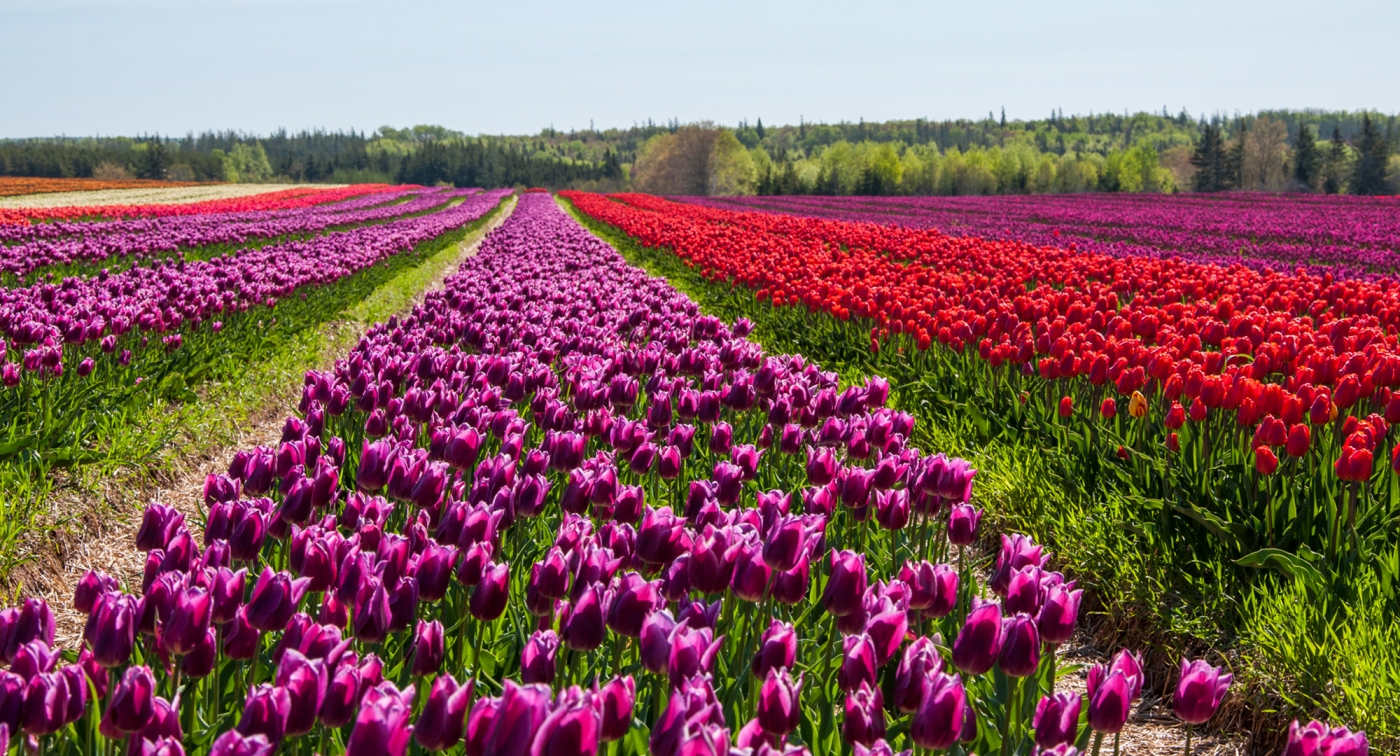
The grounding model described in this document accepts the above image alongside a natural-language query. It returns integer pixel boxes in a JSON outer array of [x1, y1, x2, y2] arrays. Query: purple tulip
[[951, 598, 1002, 675], [756, 667, 802, 736], [874, 488, 911, 530], [320, 659, 362, 729], [637, 507, 688, 565], [74, 570, 117, 614], [181, 627, 218, 678], [209, 731, 275, 756], [1034, 692, 1082, 748], [838, 634, 878, 692], [639, 610, 676, 674], [762, 515, 806, 573], [275, 650, 327, 737], [1003, 565, 1044, 616], [520, 630, 559, 684], [236, 684, 291, 745], [532, 694, 601, 756], [689, 525, 741, 595], [162, 586, 212, 656], [806, 446, 838, 486], [346, 681, 416, 756], [223, 609, 261, 660], [989, 534, 1046, 597], [1038, 581, 1083, 645], [595, 675, 635, 742], [209, 567, 247, 624], [910, 671, 966, 751], [244, 567, 311, 632], [901, 561, 957, 617], [1173, 658, 1232, 725], [481, 681, 552, 756], [866, 605, 909, 667], [387, 576, 419, 634], [844, 682, 887, 747], [822, 550, 867, 617], [21, 672, 69, 735], [1085, 665, 1132, 734], [135, 504, 184, 552], [730, 541, 773, 602], [563, 583, 606, 651], [413, 620, 446, 676], [470, 562, 510, 621], [87, 593, 137, 667], [457, 542, 495, 588], [894, 636, 942, 713], [998, 613, 1041, 678], [751, 620, 798, 678], [415, 674, 473, 751], [668, 624, 723, 687], [352, 580, 392, 644], [100, 666, 155, 736], [415, 542, 458, 603]]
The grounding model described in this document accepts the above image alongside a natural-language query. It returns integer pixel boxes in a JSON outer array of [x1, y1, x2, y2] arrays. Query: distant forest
[[1, 109, 1396, 195]]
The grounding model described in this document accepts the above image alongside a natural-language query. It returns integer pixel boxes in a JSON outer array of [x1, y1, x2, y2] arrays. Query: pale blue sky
[[3, 0, 1397, 138]]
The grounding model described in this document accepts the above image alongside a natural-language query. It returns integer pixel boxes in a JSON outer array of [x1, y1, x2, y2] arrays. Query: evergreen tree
[[1349, 113, 1390, 195], [755, 118, 765, 139], [1190, 124, 1229, 191], [137, 138, 170, 180], [1324, 126, 1347, 194], [1224, 134, 1244, 190], [1293, 122, 1319, 190]]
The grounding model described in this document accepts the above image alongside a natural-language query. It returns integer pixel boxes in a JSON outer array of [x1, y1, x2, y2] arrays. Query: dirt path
[[1054, 638, 1249, 756], [30, 197, 516, 648]]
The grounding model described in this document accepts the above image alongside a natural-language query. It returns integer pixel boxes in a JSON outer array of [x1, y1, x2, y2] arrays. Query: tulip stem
[[1091, 731, 1105, 756], [1184, 724, 1192, 756]]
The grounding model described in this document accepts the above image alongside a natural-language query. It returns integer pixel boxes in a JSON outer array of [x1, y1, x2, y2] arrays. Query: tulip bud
[[412, 620, 445, 676], [595, 675, 635, 743], [757, 668, 803, 736], [469, 562, 509, 621], [951, 598, 1002, 675], [843, 682, 886, 747], [1033, 692, 1082, 748], [822, 550, 867, 617], [519, 630, 559, 684], [838, 633, 878, 692], [910, 671, 966, 751], [1173, 658, 1232, 725], [415, 674, 472, 751], [751, 620, 798, 678]]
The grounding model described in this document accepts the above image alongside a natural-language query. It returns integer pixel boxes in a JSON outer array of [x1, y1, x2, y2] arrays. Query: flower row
[[682, 193, 1400, 280]]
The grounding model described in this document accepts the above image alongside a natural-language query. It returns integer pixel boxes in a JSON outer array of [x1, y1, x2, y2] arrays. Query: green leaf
[[1235, 548, 1327, 592], [1172, 503, 1250, 551]]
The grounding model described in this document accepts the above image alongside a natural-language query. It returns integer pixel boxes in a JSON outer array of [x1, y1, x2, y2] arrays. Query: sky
[[3, 0, 1398, 139]]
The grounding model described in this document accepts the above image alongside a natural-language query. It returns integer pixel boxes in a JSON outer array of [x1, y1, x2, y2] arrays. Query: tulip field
[[685, 193, 1400, 280], [0, 183, 1382, 756]]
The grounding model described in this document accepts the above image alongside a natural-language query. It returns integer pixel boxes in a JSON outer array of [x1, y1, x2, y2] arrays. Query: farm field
[[0, 183, 335, 209], [0, 184, 1380, 756], [684, 193, 1400, 279], [0, 176, 205, 198]]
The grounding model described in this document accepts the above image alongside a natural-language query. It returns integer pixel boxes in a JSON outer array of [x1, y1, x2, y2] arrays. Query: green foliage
[[212, 142, 273, 183], [1294, 123, 1321, 189], [1350, 114, 1393, 196]]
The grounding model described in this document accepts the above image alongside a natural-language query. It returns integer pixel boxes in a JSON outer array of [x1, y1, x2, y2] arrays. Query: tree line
[[1, 110, 1395, 195]]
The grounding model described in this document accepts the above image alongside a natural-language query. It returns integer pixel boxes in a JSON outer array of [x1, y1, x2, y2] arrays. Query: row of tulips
[[0, 176, 203, 198], [0, 185, 403, 226], [560, 191, 1400, 578], [681, 193, 1400, 280], [0, 188, 510, 466], [0, 188, 464, 284], [0, 192, 1362, 755]]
